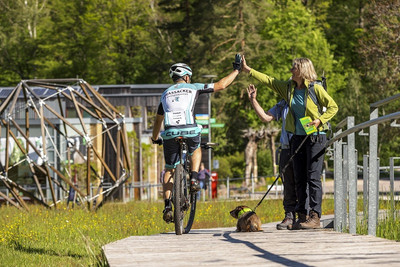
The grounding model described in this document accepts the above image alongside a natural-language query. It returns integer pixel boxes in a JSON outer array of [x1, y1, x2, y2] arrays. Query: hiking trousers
[[291, 134, 326, 216], [279, 148, 297, 214]]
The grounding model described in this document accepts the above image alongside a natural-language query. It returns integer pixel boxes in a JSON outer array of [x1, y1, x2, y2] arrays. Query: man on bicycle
[[152, 57, 241, 223]]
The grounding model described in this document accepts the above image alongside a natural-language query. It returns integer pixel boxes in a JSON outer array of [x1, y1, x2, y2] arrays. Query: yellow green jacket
[[250, 68, 338, 134]]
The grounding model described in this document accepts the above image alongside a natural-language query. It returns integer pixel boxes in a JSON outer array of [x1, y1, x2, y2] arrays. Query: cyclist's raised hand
[[151, 137, 163, 145], [247, 84, 257, 101], [232, 53, 242, 71]]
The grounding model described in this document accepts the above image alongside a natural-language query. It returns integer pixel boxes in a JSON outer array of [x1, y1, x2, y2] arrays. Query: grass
[[356, 198, 400, 240], [0, 197, 344, 266]]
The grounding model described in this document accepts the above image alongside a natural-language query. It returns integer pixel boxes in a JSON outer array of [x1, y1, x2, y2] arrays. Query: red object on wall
[[211, 172, 218, 199]]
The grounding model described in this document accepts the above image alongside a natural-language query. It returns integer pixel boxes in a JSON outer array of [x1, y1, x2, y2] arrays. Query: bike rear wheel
[[173, 164, 185, 235]]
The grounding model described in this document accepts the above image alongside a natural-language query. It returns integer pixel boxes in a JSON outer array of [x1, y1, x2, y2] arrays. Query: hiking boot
[[287, 213, 308, 230], [163, 200, 173, 223], [299, 210, 321, 229], [190, 178, 201, 193], [276, 212, 295, 230]]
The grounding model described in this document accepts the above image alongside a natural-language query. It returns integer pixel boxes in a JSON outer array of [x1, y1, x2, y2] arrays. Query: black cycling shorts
[[163, 134, 201, 169]]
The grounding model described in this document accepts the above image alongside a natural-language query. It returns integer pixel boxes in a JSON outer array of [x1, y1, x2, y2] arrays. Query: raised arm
[[213, 70, 240, 92], [247, 84, 275, 122]]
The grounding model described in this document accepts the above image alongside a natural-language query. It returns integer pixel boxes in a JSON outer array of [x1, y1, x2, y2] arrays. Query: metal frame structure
[[0, 79, 131, 210]]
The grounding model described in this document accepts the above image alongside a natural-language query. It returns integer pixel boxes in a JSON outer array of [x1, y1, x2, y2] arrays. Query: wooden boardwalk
[[103, 215, 400, 266]]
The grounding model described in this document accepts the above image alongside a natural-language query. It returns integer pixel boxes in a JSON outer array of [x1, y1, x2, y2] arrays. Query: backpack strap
[[308, 81, 332, 137], [308, 82, 323, 115]]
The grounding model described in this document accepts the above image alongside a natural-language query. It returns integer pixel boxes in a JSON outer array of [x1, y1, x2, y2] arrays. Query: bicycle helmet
[[169, 63, 192, 80]]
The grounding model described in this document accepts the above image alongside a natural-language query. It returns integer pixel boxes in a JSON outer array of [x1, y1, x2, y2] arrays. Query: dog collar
[[238, 207, 253, 217]]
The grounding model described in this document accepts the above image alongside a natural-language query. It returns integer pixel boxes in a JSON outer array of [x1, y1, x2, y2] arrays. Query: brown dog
[[230, 205, 262, 232]]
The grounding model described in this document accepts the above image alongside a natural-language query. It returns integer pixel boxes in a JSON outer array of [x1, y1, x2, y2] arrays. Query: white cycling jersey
[[157, 82, 214, 139]]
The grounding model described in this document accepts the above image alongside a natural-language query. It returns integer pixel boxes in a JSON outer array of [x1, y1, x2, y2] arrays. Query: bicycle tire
[[173, 164, 184, 235], [183, 189, 197, 234]]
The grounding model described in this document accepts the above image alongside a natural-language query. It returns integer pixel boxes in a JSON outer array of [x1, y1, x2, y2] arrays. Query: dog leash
[[253, 135, 309, 212]]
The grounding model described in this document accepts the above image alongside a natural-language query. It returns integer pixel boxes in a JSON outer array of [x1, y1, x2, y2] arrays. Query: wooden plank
[[103, 216, 400, 266]]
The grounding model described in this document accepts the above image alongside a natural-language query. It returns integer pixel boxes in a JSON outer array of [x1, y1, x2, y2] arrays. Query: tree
[[357, 0, 400, 162], [0, 0, 49, 84]]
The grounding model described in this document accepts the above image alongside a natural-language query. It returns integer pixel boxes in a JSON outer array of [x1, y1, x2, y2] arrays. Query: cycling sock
[[164, 199, 171, 208], [190, 171, 198, 180]]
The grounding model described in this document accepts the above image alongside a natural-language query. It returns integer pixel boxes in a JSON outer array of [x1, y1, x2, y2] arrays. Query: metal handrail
[[327, 111, 400, 147], [370, 93, 400, 108]]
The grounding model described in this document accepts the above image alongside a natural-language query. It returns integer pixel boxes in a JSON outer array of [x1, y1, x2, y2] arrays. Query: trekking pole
[[253, 135, 309, 212]]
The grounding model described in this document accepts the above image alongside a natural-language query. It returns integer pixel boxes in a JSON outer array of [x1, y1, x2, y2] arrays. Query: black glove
[[152, 137, 163, 145], [232, 53, 242, 71]]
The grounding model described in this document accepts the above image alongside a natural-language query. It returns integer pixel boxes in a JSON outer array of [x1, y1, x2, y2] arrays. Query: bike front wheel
[[173, 164, 185, 235]]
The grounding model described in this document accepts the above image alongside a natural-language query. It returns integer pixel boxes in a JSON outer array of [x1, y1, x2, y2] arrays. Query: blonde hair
[[293, 58, 317, 82]]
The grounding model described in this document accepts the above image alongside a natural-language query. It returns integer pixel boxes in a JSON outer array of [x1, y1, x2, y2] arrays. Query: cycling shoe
[[190, 179, 201, 193], [163, 210, 173, 223], [163, 205, 173, 223]]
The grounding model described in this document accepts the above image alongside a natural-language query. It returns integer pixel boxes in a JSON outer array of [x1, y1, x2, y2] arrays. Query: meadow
[[1, 197, 398, 266]]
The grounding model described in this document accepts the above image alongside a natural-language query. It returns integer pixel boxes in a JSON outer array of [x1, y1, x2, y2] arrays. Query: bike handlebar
[[201, 142, 219, 149]]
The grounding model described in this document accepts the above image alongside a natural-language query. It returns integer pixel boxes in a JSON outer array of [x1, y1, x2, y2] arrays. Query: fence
[[328, 93, 400, 236]]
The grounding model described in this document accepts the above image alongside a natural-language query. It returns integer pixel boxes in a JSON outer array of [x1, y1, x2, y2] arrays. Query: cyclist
[[152, 57, 241, 223]]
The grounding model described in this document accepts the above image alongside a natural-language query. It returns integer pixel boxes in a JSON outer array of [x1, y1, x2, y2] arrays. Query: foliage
[[213, 151, 245, 179], [257, 145, 274, 176]]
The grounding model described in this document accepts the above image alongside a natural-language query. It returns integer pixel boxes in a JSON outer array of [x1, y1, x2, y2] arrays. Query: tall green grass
[[0, 198, 335, 266], [356, 198, 400, 240]]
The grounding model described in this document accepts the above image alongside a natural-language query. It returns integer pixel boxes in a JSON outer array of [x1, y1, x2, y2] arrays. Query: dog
[[230, 205, 262, 232]]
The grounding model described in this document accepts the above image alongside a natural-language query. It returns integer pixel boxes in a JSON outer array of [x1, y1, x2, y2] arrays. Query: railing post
[[334, 129, 344, 232], [363, 155, 369, 214], [343, 144, 348, 231], [389, 157, 395, 216], [368, 107, 379, 236], [348, 116, 357, 234], [376, 158, 380, 221]]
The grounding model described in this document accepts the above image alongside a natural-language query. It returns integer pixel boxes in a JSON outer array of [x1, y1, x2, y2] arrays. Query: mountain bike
[[172, 136, 217, 235]]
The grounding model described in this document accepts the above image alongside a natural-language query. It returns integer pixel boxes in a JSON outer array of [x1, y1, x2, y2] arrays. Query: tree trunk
[[244, 139, 257, 187]]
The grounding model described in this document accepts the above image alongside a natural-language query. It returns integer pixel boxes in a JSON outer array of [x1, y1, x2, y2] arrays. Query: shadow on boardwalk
[[103, 215, 400, 266]]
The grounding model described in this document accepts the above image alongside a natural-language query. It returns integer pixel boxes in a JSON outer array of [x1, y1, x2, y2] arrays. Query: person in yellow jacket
[[241, 55, 338, 230]]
